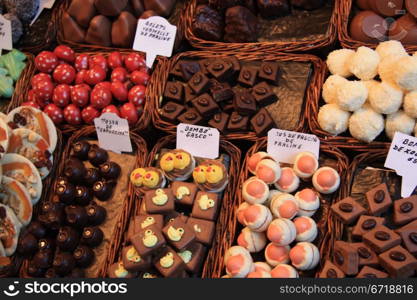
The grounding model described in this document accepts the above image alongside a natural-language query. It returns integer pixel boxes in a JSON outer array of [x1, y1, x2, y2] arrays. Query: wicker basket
[[0, 129, 63, 278], [151, 50, 324, 141], [218, 137, 349, 277], [54, 0, 188, 53], [9, 51, 159, 135], [184, 0, 338, 53], [339, 0, 417, 53], [111, 134, 241, 278]]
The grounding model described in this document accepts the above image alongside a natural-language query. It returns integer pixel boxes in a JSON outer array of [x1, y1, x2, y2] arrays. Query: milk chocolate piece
[[393, 195, 417, 225], [131, 224, 166, 257], [171, 182, 198, 206], [379, 245, 417, 278], [164, 81, 184, 103], [180, 61, 201, 81], [112, 11, 137, 48], [62, 12, 85, 44], [131, 0, 145, 17], [177, 109, 204, 125], [193, 5, 224, 41], [162, 216, 196, 251], [144, 0, 176, 17], [144, 188, 175, 214], [350, 242, 379, 267], [406, 0, 417, 18], [227, 112, 249, 132], [365, 183, 392, 215], [191, 191, 220, 221], [85, 15, 112, 47], [259, 62, 280, 84], [349, 10, 388, 43], [67, 0, 97, 28], [363, 225, 401, 253], [238, 66, 258, 87], [333, 241, 359, 275], [187, 217, 215, 246], [160, 102, 185, 122], [352, 215, 385, 240], [207, 59, 234, 81], [136, 214, 164, 230], [122, 245, 151, 272], [208, 112, 229, 133], [177, 242, 207, 274], [396, 228, 417, 255], [318, 260, 345, 278], [356, 266, 389, 278], [331, 197, 367, 225], [251, 108, 274, 137], [154, 246, 186, 277], [210, 80, 234, 103], [257, 0, 290, 18], [191, 94, 219, 117], [233, 92, 257, 116], [369, 0, 404, 17], [94, 0, 128, 16], [184, 85, 198, 103], [252, 82, 278, 106], [189, 72, 211, 95], [389, 14, 417, 44]]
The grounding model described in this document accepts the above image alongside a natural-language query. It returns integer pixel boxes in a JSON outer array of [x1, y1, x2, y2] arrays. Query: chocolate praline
[[27, 221, 47, 239], [56, 182, 76, 205], [349, 10, 388, 43], [86, 202, 107, 226], [74, 245, 95, 268], [81, 227, 104, 248], [75, 186, 93, 206], [56, 226, 80, 252], [33, 250, 54, 269], [93, 180, 115, 201], [53, 253, 76, 276], [99, 161, 121, 180], [88, 146, 109, 167], [72, 141, 91, 160], [17, 233, 38, 256], [389, 14, 417, 44], [64, 158, 87, 184], [84, 168, 101, 187], [65, 205, 88, 229]]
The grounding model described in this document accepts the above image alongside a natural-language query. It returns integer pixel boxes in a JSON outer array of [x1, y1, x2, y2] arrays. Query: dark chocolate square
[[180, 60, 201, 81], [144, 188, 175, 215], [191, 191, 220, 221], [185, 85, 198, 104], [122, 245, 152, 272], [252, 82, 278, 106], [135, 214, 164, 230], [365, 183, 392, 215], [379, 245, 417, 278], [393, 195, 417, 225], [220, 100, 234, 113], [164, 81, 184, 103], [177, 242, 207, 274], [199, 59, 214, 75], [224, 57, 241, 74], [363, 225, 402, 254], [170, 61, 184, 79], [396, 228, 417, 255], [210, 80, 234, 103], [258, 62, 280, 85], [208, 112, 229, 133], [238, 66, 258, 87], [250, 108, 274, 137], [350, 242, 379, 267], [177, 108, 204, 125], [154, 246, 186, 278], [191, 94, 220, 118], [331, 197, 367, 225], [171, 181, 198, 206], [333, 241, 359, 275], [164, 211, 189, 224], [207, 59, 234, 81], [131, 224, 166, 258], [162, 216, 196, 251], [233, 91, 257, 116], [356, 266, 389, 278], [159, 102, 185, 123], [188, 72, 211, 95], [187, 217, 215, 246], [318, 260, 345, 278], [352, 215, 386, 240], [227, 112, 249, 132]]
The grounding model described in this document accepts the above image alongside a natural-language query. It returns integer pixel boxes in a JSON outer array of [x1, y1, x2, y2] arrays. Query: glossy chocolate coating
[[65, 206, 88, 229], [406, 0, 417, 18], [131, 0, 145, 17], [81, 227, 104, 248], [72, 141, 91, 160], [53, 253, 76, 276], [88, 146, 109, 167], [27, 221, 47, 239], [349, 10, 388, 43], [62, 12, 85, 43], [17, 233, 38, 256], [27, 261, 46, 277], [86, 202, 107, 225], [369, 0, 404, 17], [75, 186, 93, 206], [74, 245, 95, 268], [33, 250, 54, 269], [94, 0, 128, 16], [140, 10, 158, 19], [67, 0, 97, 28], [93, 180, 115, 201], [193, 5, 224, 41], [85, 15, 112, 47], [99, 161, 121, 180], [84, 168, 101, 187], [144, 0, 176, 17], [64, 158, 87, 184], [112, 11, 137, 48], [56, 182, 76, 205], [38, 238, 55, 252], [56, 226, 80, 252], [389, 14, 417, 44]]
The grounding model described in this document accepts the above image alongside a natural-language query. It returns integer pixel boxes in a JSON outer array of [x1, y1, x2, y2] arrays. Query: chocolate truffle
[[331, 197, 367, 225], [208, 112, 229, 133], [333, 241, 359, 275], [27, 261, 46, 277], [94, 0, 128, 16], [111, 11, 137, 48], [65, 205, 88, 229], [393, 195, 417, 225], [93, 180, 115, 201], [187, 217, 215, 246], [131, 224, 166, 257], [85, 15, 112, 47], [349, 10, 388, 43], [162, 216, 196, 251], [57, 226, 80, 251], [88, 146, 109, 167], [154, 246, 186, 277], [365, 183, 392, 215], [62, 12, 85, 43], [45, 268, 59, 278], [64, 158, 87, 184], [193, 5, 224, 41], [257, 0, 290, 18], [177, 108, 204, 125], [363, 225, 402, 253], [177, 242, 207, 274], [68, 268, 85, 278], [73, 245, 95, 268], [81, 227, 104, 247], [144, 0, 176, 17], [72, 141, 91, 160], [33, 250, 54, 269], [164, 81, 184, 103], [67, 0, 97, 28], [84, 168, 101, 187], [250, 108, 275, 137], [352, 215, 386, 239], [56, 182, 76, 205], [122, 245, 151, 272], [75, 186, 93, 206], [356, 266, 389, 278], [379, 245, 417, 278], [38, 238, 55, 252], [86, 202, 107, 225], [238, 66, 258, 87], [99, 161, 121, 180], [17, 233, 38, 256], [53, 253, 75, 276], [160, 102, 185, 122], [144, 188, 175, 214], [318, 260, 345, 278], [192, 94, 219, 117], [191, 191, 220, 221]]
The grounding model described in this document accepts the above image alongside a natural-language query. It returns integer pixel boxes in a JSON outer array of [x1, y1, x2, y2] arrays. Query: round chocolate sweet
[[45, 268, 59, 278], [86, 202, 107, 225], [67, 268, 86, 278], [38, 238, 55, 251], [389, 14, 417, 44], [326, 268, 338, 278], [357, 247, 371, 259], [56, 226, 80, 252], [99, 161, 121, 180], [362, 219, 377, 230], [334, 250, 344, 265], [73, 245, 95, 267], [375, 231, 390, 241], [64, 158, 87, 184], [84, 168, 101, 187], [369, 0, 404, 17], [400, 201, 413, 213], [373, 190, 385, 203], [44, 210, 63, 233], [88, 146, 109, 167], [93, 180, 114, 201], [53, 252, 76, 276], [409, 232, 417, 244], [17, 233, 38, 256], [81, 227, 104, 248], [33, 250, 54, 269], [65, 205, 88, 229], [75, 186, 93, 206], [339, 203, 353, 213], [27, 261, 46, 277], [27, 221, 47, 239], [72, 141, 91, 160], [56, 182, 76, 204], [350, 10, 388, 43], [357, 0, 372, 10], [389, 251, 406, 261], [406, 0, 417, 18]]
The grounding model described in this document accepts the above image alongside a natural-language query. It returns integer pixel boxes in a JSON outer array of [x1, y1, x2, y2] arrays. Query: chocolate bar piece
[[365, 183, 392, 215], [171, 182, 198, 206], [258, 62, 280, 85], [208, 112, 229, 133], [131, 224, 166, 257], [318, 260, 345, 278], [191, 94, 220, 118], [233, 91, 257, 116], [164, 82, 184, 103], [144, 188, 175, 215], [352, 215, 386, 240], [379, 245, 417, 278], [177, 109, 204, 125], [191, 191, 220, 221], [331, 197, 367, 225], [227, 112, 249, 132], [252, 82, 278, 106], [363, 225, 402, 254], [187, 217, 215, 246], [350, 242, 379, 267], [160, 102, 185, 123], [154, 246, 186, 277], [250, 108, 274, 137], [393, 196, 417, 225], [356, 266, 389, 278], [238, 66, 258, 87], [188, 72, 211, 95], [162, 216, 196, 251], [333, 241, 359, 275]]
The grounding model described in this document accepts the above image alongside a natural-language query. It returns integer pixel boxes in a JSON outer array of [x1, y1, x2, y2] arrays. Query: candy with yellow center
[[198, 194, 215, 210], [152, 189, 168, 206], [126, 247, 141, 263], [143, 170, 160, 188], [193, 165, 207, 184], [160, 152, 175, 172], [130, 168, 146, 187], [143, 229, 158, 247], [206, 164, 224, 184], [141, 216, 155, 229], [160, 252, 174, 268], [167, 226, 185, 242], [115, 262, 128, 278], [173, 151, 191, 170]]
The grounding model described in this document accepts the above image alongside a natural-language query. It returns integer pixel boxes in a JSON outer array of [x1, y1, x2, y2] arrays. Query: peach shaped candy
[[253, 262, 272, 273], [246, 269, 271, 278], [242, 177, 269, 205], [237, 227, 267, 253], [264, 243, 290, 267], [274, 167, 300, 193], [247, 152, 269, 175], [294, 216, 318, 243], [255, 159, 281, 185], [243, 204, 272, 232], [270, 193, 299, 219], [266, 218, 296, 246], [293, 152, 319, 179], [289, 242, 320, 271], [224, 246, 254, 278], [312, 167, 340, 194], [295, 188, 320, 217], [236, 202, 250, 225], [270, 264, 299, 278]]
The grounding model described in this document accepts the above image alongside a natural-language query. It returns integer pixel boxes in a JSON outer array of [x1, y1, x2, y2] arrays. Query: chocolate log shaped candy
[[94, 0, 128, 17], [62, 12, 85, 43], [85, 15, 112, 47], [67, 0, 97, 28], [112, 12, 137, 48]]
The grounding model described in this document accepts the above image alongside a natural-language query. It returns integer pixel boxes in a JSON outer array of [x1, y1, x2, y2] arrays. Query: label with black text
[[94, 113, 132, 154], [176, 123, 219, 159]]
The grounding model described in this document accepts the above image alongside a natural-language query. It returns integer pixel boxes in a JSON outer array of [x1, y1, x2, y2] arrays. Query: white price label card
[[0, 15, 13, 53], [30, 0, 56, 26], [385, 132, 417, 197], [176, 123, 220, 159], [267, 129, 320, 164], [94, 113, 132, 154], [133, 16, 177, 68]]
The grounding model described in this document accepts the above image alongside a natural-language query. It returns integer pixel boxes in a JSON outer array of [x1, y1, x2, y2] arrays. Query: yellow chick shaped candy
[[142, 229, 158, 247], [167, 226, 185, 242], [141, 216, 155, 229], [130, 168, 146, 187], [206, 164, 224, 184], [152, 189, 168, 205], [193, 165, 207, 184], [126, 247, 141, 263], [160, 252, 174, 268], [143, 170, 160, 188], [198, 195, 215, 210], [160, 152, 175, 172], [173, 151, 191, 170]]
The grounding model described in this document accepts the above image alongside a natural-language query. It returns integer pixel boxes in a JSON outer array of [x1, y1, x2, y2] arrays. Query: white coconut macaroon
[[376, 40, 407, 60], [348, 46, 380, 80], [368, 81, 403, 114], [322, 75, 348, 104], [326, 49, 355, 78], [336, 80, 368, 111], [378, 55, 404, 86], [349, 105, 384, 143], [403, 91, 417, 118], [385, 110, 416, 140], [318, 104, 351, 135], [393, 55, 417, 91]]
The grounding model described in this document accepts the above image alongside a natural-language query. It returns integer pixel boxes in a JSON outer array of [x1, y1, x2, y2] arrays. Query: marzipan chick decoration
[[152, 189, 168, 206], [160, 252, 174, 268], [142, 229, 158, 248], [115, 262, 128, 278], [167, 226, 184, 242], [193, 160, 229, 193], [198, 194, 215, 210], [130, 167, 166, 190], [141, 216, 155, 229], [126, 247, 141, 263], [159, 149, 195, 181]]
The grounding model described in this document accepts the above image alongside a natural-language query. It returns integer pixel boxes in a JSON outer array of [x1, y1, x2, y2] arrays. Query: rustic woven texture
[[228, 137, 349, 278], [184, 0, 338, 53], [151, 50, 323, 141]]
